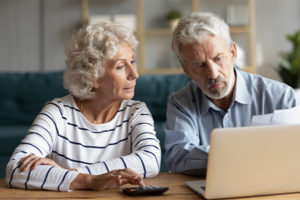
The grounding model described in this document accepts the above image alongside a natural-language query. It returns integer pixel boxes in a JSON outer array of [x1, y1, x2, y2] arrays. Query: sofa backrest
[[0, 71, 68, 125], [0, 71, 190, 125], [134, 73, 190, 120]]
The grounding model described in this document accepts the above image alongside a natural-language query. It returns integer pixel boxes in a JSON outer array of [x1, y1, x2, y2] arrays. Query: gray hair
[[64, 21, 138, 100], [172, 12, 232, 62]]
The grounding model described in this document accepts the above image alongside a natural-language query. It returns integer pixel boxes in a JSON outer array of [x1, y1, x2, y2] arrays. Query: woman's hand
[[91, 168, 145, 190], [18, 155, 62, 172], [70, 168, 145, 191]]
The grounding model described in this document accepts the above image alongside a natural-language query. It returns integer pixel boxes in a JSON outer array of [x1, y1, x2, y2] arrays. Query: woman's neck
[[74, 96, 122, 124]]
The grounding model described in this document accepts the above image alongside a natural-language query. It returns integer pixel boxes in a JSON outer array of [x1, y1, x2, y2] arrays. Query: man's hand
[[18, 155, 62, 172], [70, 168, 145, 190]]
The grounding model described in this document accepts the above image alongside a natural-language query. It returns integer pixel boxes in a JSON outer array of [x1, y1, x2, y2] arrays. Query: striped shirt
[[6, 95, 161, 191]]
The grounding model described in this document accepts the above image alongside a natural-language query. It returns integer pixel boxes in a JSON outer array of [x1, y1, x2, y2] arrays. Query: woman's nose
[[128, 64, 139, 80]]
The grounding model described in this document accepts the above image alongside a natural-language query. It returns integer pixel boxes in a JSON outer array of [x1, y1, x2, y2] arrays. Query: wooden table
[[1, 173, 300, 199]]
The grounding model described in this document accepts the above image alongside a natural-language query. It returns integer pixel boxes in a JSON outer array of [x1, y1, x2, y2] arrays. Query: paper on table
[[271, 106, 300, 125], [251, 106, 300, 126], [251, 113, 273, 126]]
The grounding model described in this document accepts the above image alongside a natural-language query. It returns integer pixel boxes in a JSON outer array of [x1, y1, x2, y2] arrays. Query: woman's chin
[[122, 93, 135, 100]]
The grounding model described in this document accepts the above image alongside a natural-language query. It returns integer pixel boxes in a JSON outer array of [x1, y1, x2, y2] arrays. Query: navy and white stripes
[[41, 166, 54, 190], [6, 95, 161, 191]]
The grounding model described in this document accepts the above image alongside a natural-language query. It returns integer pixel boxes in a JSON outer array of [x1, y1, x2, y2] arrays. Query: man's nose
[[206, 61, 219, 79]]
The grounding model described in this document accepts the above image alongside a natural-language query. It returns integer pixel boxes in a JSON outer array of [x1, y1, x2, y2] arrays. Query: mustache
[[207, 76, 227, 87]]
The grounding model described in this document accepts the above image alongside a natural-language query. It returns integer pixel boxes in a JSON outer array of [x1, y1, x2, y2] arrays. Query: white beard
[[203, 70, 235, 100]]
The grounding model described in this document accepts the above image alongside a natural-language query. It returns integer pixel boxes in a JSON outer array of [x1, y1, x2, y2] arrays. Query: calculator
[[123, 185, 169, 196]]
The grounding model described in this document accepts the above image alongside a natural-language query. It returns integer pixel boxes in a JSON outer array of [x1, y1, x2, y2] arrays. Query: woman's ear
[[92, 78, 103, 89]]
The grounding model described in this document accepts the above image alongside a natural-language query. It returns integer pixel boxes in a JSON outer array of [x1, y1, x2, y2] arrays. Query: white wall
[[255, 0, 300, 81], [0, 0, 81, 72], [0, 0, 299, 81], [0, 0, 40, 71]]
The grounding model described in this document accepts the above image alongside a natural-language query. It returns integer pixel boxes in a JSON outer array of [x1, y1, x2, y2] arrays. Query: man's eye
[[193, 63, 205, 68], [199, 63, 205, 67], [130, 60, 136, 65], [215, 56, 222, 62]]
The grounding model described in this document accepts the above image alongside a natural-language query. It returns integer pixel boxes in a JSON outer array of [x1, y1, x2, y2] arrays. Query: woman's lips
[[124, 85, 135, 90]]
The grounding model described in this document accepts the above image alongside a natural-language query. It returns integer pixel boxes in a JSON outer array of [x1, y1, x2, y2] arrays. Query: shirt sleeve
[[5, 102, 79, 191], [76, 102, 161, 178], [164, 94, 208, 176]]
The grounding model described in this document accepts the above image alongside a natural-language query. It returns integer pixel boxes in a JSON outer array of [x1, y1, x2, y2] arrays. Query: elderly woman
[[6, 22, 161, 191]]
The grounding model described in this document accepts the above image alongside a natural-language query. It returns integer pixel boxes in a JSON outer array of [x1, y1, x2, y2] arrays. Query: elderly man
[[164, 12, 297, 176]]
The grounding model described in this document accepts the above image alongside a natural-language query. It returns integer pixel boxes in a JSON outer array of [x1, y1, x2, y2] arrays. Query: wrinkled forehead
[[180, 35, 229, 53], [181, 35, 229, 58], [178, 32, 230, 56]]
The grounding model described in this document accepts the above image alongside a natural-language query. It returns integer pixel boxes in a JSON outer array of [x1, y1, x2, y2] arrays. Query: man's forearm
[[166, 145, 209, 175]]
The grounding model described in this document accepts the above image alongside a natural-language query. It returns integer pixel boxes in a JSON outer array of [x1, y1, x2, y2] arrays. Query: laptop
[[186, 124, 300, 199]]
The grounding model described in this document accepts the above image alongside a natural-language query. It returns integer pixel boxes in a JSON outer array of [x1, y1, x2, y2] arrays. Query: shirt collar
[[199, 68, 251, 115], [233, 68, 251, 105]]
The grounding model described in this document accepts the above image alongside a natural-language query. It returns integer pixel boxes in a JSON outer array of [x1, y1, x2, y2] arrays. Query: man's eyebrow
[[215, 53, 224, 57]]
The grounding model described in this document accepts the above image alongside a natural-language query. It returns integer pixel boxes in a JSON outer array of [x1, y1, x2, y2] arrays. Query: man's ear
[[230, 42, 237, 62], [181, 62, 192, 78]]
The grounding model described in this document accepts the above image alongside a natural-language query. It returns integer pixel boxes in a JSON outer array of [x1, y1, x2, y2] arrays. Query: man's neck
[[210, 70, 237, 112], [210, 94, 234, 112]]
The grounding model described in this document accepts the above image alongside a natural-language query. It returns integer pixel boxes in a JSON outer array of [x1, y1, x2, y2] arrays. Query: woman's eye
[[116, 65, 125, 70]]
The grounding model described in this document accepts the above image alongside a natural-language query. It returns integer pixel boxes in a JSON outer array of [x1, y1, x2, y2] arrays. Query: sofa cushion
[[0, 156, 9, 178]]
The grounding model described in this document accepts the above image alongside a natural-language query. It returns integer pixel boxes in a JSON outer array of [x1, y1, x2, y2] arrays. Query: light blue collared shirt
[[164, 68, 297, 175]]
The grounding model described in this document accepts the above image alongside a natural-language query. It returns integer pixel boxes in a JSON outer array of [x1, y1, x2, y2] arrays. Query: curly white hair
[[64, 21, 138, 100]]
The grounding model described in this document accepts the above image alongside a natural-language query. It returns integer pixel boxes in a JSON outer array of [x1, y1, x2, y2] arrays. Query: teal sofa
[[0, 71, 190, 178]]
